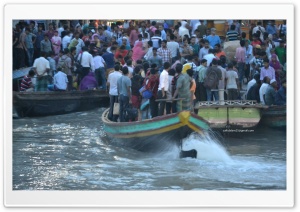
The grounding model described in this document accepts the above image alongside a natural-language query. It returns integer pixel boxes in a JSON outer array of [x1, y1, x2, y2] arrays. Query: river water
[[13, 108, 286, 190]]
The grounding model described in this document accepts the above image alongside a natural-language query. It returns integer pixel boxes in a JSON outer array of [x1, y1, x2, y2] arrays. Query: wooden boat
[[260, 105, 286, 129], [13, 90, 109, 117], [101, 108, 210, 152], [195, 100, 268, 129]]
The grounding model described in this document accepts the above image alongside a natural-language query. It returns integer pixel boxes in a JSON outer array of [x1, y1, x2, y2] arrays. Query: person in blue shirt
[[206, 28, 221, 48], [266, 21, 278, 36]]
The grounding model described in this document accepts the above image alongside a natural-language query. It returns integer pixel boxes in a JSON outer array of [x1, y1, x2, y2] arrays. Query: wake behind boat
[[101, 108, 210, 153]]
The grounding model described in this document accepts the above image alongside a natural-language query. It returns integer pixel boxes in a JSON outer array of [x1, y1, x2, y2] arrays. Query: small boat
[[195, 100, 268, 129], [260, 105, 286, 129], [101, 108, 210, 152], [13, 90, 109, 117]]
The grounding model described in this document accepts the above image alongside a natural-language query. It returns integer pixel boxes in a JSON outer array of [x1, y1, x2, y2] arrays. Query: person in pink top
[[51, 30, 61, 55], [235, 40, 246, 86], [129, 25, 139, 48], [132, 41, 146, 64]]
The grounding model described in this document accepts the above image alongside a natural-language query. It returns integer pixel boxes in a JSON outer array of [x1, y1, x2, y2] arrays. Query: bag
[[124, 105, 138, 122], [204, 70, 218, 89], [142, 90, 153, 99], [57, 57, 69, 74], [74, 53, 83, 74], [113, 102, 119, 115]]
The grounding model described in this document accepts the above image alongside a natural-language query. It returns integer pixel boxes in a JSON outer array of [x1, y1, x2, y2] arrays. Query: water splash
[[182, 131, 233, 163]]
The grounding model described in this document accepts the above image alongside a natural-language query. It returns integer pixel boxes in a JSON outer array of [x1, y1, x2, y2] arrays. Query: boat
[[13, 90, 109, 117], [195, 100, 268, 129], [260, 105, 286, 129], [101, 108, 210, 152]]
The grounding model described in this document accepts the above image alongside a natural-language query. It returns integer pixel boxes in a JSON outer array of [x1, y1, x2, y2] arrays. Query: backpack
[[204, 70, 218, 89], [57, 56, 69, 74]]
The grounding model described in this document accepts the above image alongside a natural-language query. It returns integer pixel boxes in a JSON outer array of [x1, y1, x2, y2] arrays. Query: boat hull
[[13, 90, 109, 117], [102, 109, 210, 152], [260, 105, 286, 129]]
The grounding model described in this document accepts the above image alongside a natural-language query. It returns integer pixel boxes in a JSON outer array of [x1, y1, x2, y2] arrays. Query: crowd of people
[[15, 19, 287, 122]]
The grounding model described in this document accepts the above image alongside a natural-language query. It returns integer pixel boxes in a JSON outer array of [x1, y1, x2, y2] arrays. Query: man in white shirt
[[107, 64, 122, 122], [32, 51, 50, 91], [259, 76, 270, 105], [203, 49, 216, 66], [225, 63, 239, 100], [62, 31, 72, 49], [93, 50, 107, 90], [77, 46, 95, 85], [252, 21, 266, 42], [54, 67, 68, 91], [144, 40, 153, 61], [158, 62, 171, 116], [151, 30, 162, 49], [167, 34, 180, 63]]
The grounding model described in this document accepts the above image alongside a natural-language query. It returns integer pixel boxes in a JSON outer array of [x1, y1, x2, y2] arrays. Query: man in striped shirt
[[226, 24, 239, 41], [20, 69, 35, 92]]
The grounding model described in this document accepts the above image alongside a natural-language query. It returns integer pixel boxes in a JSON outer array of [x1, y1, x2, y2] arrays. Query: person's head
[[252, 33, 258, 41], [143, 62, 150, 70], [240, 40, 245, 47], [151, 63, 157, 70], [155, 29, 160, 36], [126, 59, 132, 66], [175, 63, 183, 74], [152, 47, 158, 55], [183, 38, 189, 46], [163, 62, 171, 70], [187, 69, 194, 77], [114, 64, 120, 71], [211, 58, 218, 66], [150, 68, 157, 75], [201, 58, 207, 67], [208, 48, 215, 55], [151, 21, 156, 26], [230, 24, 236, 31], [48, 23, 53, 30], [44, 34, 49, 41], [147, 40, 153, 48], [241, 32, 246, 39], [70, 47, 76, 55], [204, 39, 209, 48], [82, 46, 88, 52], [253, 73, 260, 82], [210, 28, 216, 35], [263, 58, 269, 68], [133, 66, 141, 75], [40, 51, 46, 57], [47, 51, 55, 58], [25, 27, 31, 34], [263, 76, 270, 84], [74, 32, 80, 39], [122, 37, 127, 45], [187, 55, 193, 61], [279, 40, 285, 47], [161, 40, 167, 48], [158, 25, 164, 31], [270, 79, 277, 88], [63, 48, 69, 55], [214, 43, 221, 52], [122, 66, 129, 75], [28, 69, 35, 77], [227, 62, 234, 69], [169, 68, 176, 76], [57, 67, 62, 72], [190, 36, 196, 44], [170, 33, 175, 41], [138, 34, 143, 40]]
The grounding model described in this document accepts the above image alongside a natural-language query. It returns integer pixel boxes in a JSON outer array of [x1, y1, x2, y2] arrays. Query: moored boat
[[195, 100, 268, 129], [101, 108, 210, 152], [260, 105, 286, 129], [13, 90, 109, 117]]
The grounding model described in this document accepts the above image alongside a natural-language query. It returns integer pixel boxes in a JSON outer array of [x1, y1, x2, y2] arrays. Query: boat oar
[[155, 98, 185, 102]]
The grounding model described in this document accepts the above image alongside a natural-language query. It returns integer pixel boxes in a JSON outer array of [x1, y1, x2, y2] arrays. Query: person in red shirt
[[20, 69, 35, 92], [114, 45, 128, 65]]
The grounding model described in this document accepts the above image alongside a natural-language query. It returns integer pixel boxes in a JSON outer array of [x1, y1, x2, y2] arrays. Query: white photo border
[[4, 3, 294, 207]]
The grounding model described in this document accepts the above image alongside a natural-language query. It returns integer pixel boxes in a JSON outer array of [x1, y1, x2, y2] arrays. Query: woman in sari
[[269, 53, 282, 89], [51, 30, 61, 55], [131, 41, 145, 64]]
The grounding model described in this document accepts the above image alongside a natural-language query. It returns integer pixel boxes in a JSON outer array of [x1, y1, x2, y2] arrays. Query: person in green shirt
[[275, 40, 286, 65]]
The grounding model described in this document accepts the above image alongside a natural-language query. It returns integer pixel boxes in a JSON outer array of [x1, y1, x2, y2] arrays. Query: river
[[13, 108, 286, 190]]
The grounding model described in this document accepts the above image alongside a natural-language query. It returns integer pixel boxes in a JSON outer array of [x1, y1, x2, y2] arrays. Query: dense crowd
[[14, 19, 287, 121]]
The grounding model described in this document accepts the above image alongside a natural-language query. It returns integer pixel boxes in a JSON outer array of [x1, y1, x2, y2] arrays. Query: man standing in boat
[[117, 66, 132, 122], [32, 51, 50, 91], [158, 62, 171, 116], [107, 64, 122, 122]]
